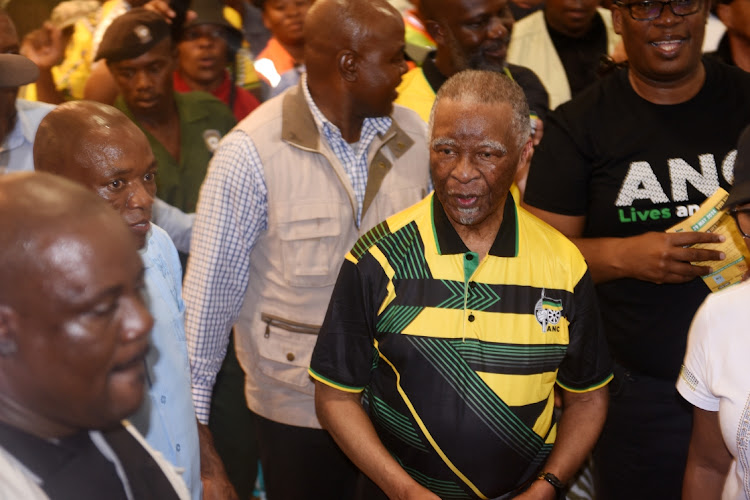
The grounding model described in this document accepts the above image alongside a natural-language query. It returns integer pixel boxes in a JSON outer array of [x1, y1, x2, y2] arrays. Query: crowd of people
[[0, 0, 749, 498]]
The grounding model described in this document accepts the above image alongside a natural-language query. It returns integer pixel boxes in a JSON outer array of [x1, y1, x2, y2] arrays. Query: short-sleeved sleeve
[[309, 259, 381, 392], [676, 300, 719, 412], [557, 269, 613, 392]]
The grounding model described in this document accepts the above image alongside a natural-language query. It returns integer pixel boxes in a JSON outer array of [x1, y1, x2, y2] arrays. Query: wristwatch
[[537, 471, 565, 499]]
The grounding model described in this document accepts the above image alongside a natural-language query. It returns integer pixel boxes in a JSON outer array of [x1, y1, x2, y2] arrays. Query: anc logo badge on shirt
[[534, 289, 563, 333], [203, 129, 221, 152]]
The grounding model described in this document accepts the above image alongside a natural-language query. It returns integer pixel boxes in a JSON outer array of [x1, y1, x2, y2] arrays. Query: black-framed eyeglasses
[[729, 207, 750, 238], [614, 0, 702, 20]]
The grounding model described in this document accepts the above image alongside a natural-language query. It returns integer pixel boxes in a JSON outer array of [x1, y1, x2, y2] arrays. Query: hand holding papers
[[668, 188, 750, 292]]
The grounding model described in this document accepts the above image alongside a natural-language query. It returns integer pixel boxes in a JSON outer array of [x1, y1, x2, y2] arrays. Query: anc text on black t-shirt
[[524, 58, 750, 379]]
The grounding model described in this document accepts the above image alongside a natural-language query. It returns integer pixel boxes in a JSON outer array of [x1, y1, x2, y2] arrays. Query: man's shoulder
[[517, 205, 588, 272], [395, 68, 434, 122], [704, 56, 750, 89], [506, 63, 550, 114], [16, 99, 55, 131], [144, 224, 182, 279], [15, 99, 56, 142], [115, 423, 191, 499], [175, 91, 236, 127], [0, 444, 48, 499], [391, 104, 428, 139], [507, 62, 545, 87], [553, 69, 622, 119], [399, 66, 429, 89], [509, 10, 545, 38], [147, 224, 179, 255], [597, 6, 615, 25], [16, 99, 56, 116], [350, 195, 432, 264], [396, 67, 433, 103], [234, 90, 288, 134], [176, 90, 227, 107]]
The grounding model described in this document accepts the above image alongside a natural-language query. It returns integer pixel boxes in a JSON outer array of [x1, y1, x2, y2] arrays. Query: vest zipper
[[261, 312, 320, 338]]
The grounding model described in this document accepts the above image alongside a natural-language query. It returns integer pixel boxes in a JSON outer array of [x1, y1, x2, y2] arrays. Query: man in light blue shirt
[[1, 98, 54, 174], [34, 100, 238, 500], [0, 14, 54, 174]]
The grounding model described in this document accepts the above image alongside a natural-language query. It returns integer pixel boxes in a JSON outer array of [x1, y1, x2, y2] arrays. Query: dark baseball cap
[[95, 8, 171, 62], [0, 54, 39, 88], [726, 125, 750, 208]]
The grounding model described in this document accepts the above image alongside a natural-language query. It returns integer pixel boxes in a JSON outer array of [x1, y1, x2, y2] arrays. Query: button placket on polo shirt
[[463, 252, 479, 332]]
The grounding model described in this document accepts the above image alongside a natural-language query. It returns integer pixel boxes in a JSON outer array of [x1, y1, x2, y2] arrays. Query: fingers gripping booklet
[[668, 188, 750, 292]]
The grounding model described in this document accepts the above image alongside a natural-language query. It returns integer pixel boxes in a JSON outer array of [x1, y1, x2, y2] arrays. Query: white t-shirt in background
[[677, 280, 750, 500]]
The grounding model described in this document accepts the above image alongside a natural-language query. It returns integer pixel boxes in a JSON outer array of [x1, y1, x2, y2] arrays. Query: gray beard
[[455, 207, 481, 226]]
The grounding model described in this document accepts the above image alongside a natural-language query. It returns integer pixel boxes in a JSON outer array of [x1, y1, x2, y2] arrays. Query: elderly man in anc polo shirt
[[310, 70, 613, 500]]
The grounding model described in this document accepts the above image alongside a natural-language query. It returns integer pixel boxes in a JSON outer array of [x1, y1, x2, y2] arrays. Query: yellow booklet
[[667, 188, 750, 292]]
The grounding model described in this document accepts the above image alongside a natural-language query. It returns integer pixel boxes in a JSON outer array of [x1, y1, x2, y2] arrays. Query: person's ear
[[262, 10, 272, 31], [520, 138, 534, 167], [425, 20, 445, 45], [0, 305, 19, 357], [700, 0, 710, 20], [715, 3, 732, 29], [611, 5, 624, 35], [338, 50, 358, 82], [512, 139, 535, 196]]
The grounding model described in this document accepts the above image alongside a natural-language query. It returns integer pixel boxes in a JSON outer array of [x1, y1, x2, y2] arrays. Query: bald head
[[304, 0, 402, 82], [0, 172, 152, 436], [303, 0, 407, 128], [35, 100, 143, 177], [305, 0, 400, 49], [34, 101, 158, 249], [0, 172, 129, 304]]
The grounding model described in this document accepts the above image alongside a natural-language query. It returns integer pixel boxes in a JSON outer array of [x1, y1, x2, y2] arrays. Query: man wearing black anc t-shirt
[[522, 0, 750, 496]]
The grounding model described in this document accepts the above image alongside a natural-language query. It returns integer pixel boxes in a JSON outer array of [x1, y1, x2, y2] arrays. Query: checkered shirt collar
[[301, 74, 392, 149]]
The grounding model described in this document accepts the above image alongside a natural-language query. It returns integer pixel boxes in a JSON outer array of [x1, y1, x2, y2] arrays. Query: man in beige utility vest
[[183, 0, 431, 497]]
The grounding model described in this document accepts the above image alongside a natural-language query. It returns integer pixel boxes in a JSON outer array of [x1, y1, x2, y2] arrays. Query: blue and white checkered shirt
[[184, 75, 393, 422], [303, 78, 391, 225]]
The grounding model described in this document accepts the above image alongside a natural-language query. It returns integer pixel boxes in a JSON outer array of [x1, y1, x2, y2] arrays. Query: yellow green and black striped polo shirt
[[310, 193, 612, 500]]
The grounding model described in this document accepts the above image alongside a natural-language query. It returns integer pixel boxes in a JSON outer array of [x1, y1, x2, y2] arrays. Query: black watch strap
[[537, 471, 565, 499]]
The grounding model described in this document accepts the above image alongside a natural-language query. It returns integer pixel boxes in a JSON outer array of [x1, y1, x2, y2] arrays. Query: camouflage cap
[[95, 8, 170, 62]]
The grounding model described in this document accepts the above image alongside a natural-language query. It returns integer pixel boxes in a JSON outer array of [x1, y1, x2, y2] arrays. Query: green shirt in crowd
[[115, 91, 237, 213]]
